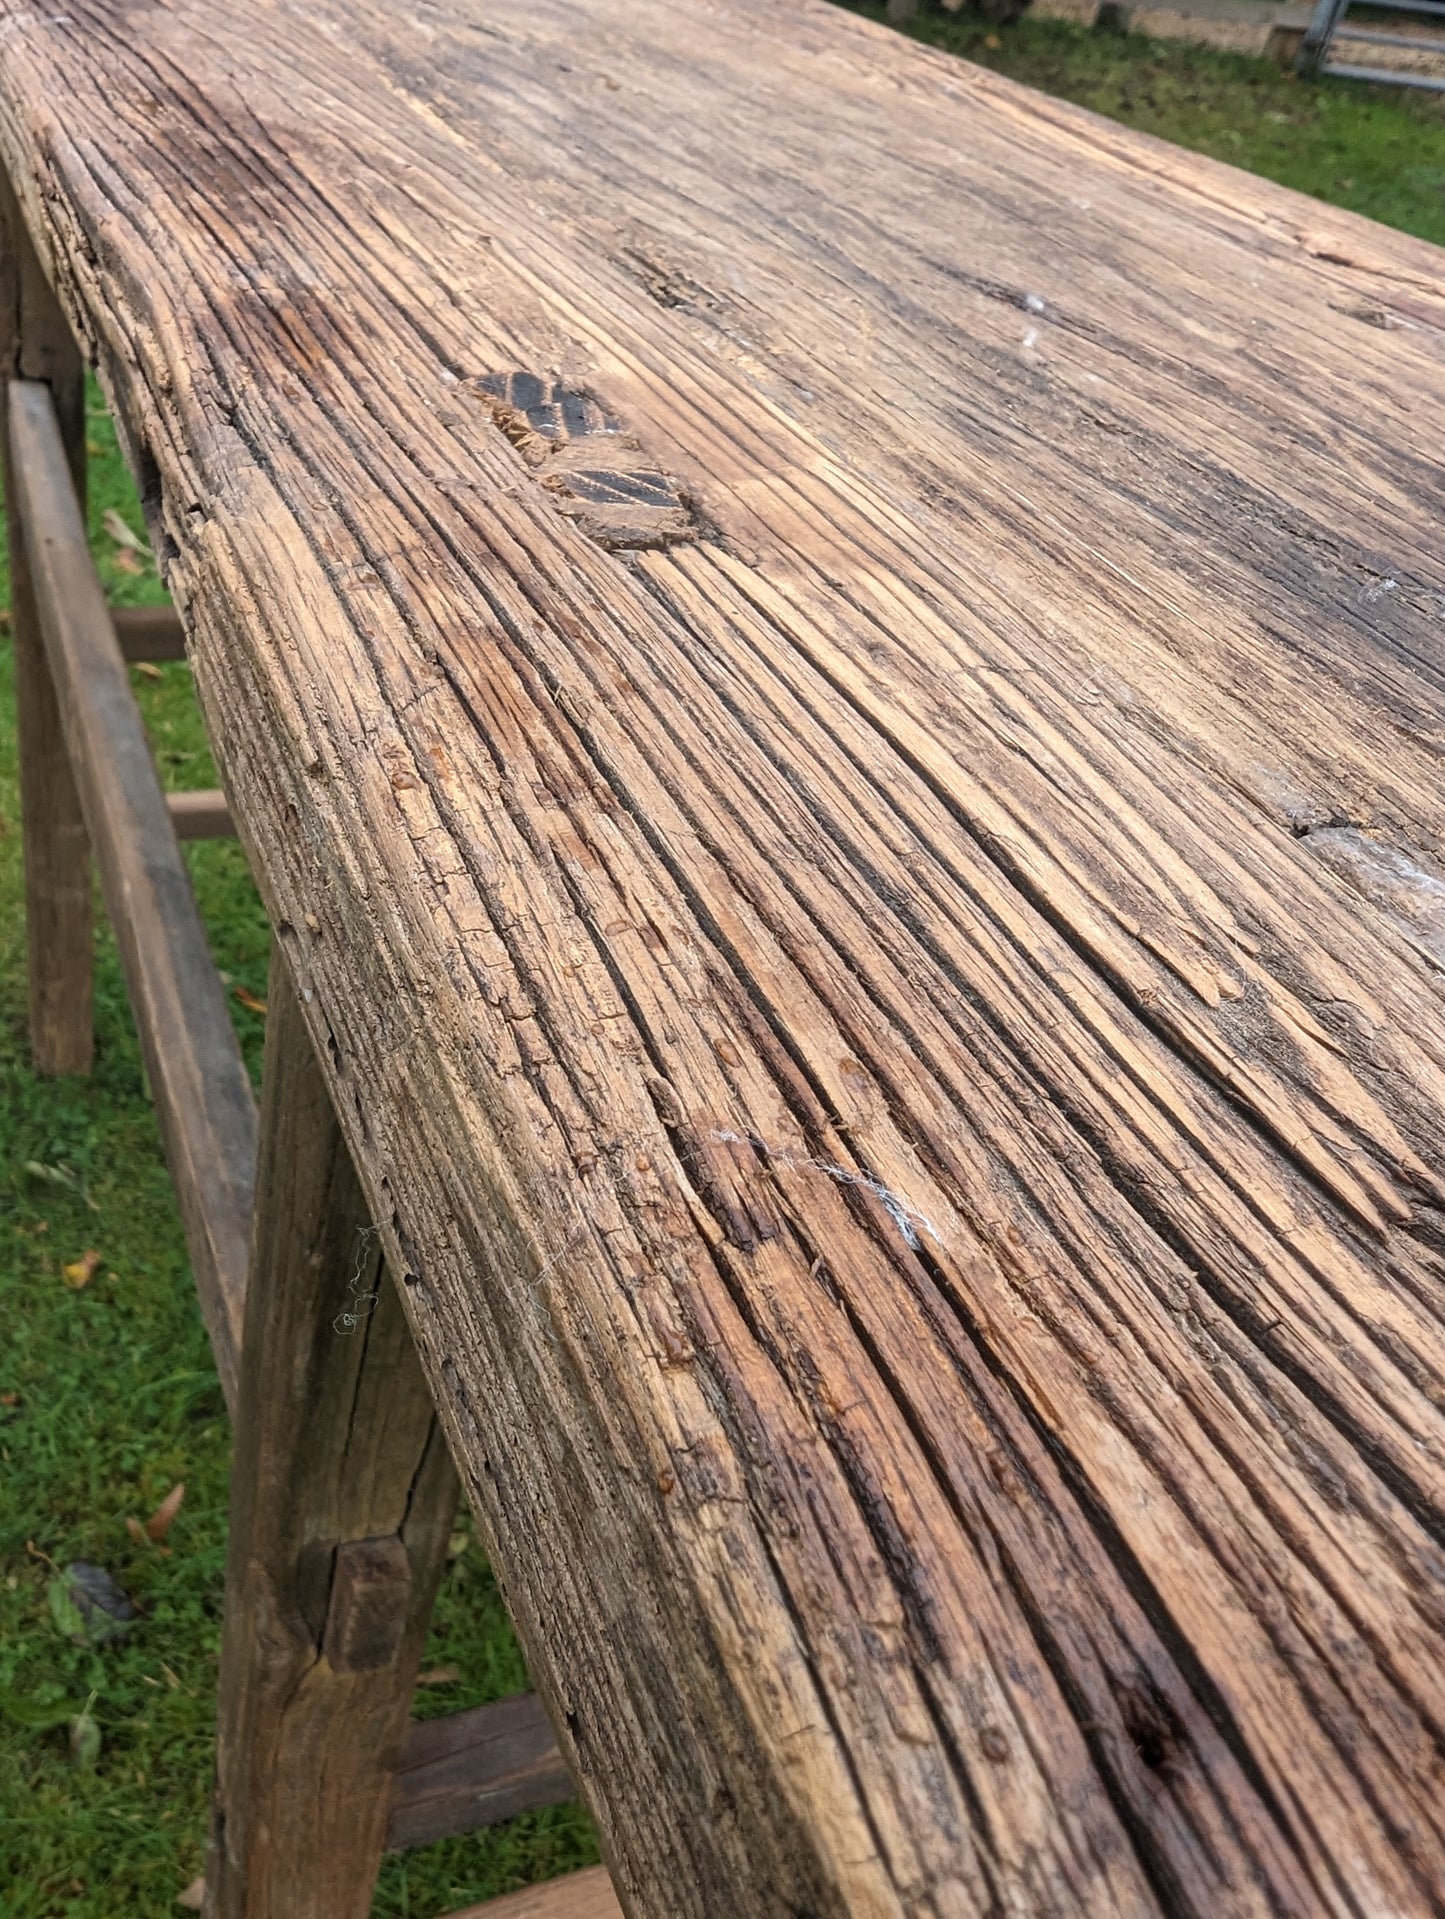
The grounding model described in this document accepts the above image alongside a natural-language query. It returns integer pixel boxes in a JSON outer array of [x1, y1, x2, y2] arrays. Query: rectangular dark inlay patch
[[471, 371, 697, 551]]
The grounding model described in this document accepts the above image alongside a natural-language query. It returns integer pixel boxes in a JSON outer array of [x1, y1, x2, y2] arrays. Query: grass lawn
[[1, 13, 1442, 1916]]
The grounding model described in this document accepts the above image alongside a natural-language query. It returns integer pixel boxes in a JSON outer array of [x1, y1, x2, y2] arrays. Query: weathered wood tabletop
[[5, 0, 1445, 1911]]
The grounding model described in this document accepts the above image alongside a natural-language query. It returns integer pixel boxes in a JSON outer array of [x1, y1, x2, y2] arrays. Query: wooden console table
[[4, 0, 1445, 1914]]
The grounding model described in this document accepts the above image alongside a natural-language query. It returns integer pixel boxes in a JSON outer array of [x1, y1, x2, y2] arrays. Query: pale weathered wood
[[167, 787, 233, 840], [388, 1693, 574, 1852], [4, 2, 1445, 1914], [206, 949, 458, 1919], [449, 1868, 623, 1919], [0, 171, 91, 1073], [8, 378, 254, 1404]]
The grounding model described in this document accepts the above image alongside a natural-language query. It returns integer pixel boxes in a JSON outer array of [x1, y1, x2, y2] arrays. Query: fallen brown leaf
[[125, 1516, 149, 1549], [176, 1877, 205, 1911], [112, 547, 143, 576], [102, 507, 147, 553], [416, 1665, 461, 1687], [0, 1392, 17, 1407], [133, 660, 164, 681], [63, 1249, 102, 1290], [232, 985, 268, 1015], [146, 1482, 185, 1544]]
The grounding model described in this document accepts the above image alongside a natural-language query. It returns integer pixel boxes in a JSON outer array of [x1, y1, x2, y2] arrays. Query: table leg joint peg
[[321, 1534, 414, 1672]]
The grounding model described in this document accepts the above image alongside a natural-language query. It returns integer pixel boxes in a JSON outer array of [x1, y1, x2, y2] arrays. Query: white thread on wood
[[710, 1130, 938, 1250], [334, 1223, 382, 1334]]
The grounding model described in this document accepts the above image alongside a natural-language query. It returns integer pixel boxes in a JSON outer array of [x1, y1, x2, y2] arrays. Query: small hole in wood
[[1118, 1684, 1181, 1774]]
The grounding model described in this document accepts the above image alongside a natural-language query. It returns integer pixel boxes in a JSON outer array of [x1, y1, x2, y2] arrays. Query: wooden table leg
[[0, 176, 93, 1074], [205, 949, 458, 1919]]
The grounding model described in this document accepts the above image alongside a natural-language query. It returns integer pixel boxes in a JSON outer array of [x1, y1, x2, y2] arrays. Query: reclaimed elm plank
[[1, 0, 1444, 1912]]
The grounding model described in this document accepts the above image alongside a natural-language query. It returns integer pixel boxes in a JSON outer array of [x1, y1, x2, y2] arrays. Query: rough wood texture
[[4, 1, 1445, 1912], [388, 1692, 574, 1852], [8, 378, 255, 1402], [206, 951, 457, 1919], [450, 1868, 623, 1919], [0, 173, 92, 1073]]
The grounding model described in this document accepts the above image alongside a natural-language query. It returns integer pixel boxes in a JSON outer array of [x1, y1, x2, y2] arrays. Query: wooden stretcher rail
[[111, 601, 186, 662], [9, 377, 254, 1408], [450, 1869, 622, 1919], [166, 788, 233, 840], [9, 372, 574, 1865], [387, 1692, 574, 1851]]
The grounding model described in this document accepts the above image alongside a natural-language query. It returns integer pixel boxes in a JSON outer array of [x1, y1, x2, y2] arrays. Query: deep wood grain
[[387, 1692, 574, 1852], [0, 174, 92, 1073], [8, 378, 254, 1401], [206, 952, 457, 1919], [3, 1, 1445, 1912]]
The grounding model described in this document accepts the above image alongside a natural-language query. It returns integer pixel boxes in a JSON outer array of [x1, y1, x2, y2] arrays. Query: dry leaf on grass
[[133, 660, 163, 681], [176, 1878, 206, 1911], [112, 548, 143, 576], [146, 1482, 185, 1543], [102, 507, 147, 553], [417, 1666, 461, 1686], [63, 1249, 101, 1290], [127, 1482, 185, 1554], [69, 1696, 101, 1769], [232, 984, 268, 1015]]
